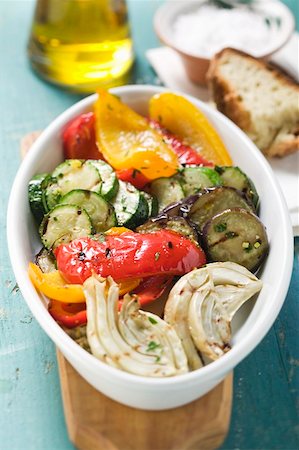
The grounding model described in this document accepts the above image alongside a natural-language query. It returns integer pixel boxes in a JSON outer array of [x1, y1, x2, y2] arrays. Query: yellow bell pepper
[[118, 278, 141, 296], [28, 263, 85, 303], [105, 226, 132, 235], [94, 90, 179, 180], [29, 260, 140, 301], [149, 92, 232, 166]]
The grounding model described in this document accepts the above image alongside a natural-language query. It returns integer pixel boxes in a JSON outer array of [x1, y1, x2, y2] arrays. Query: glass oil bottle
[[28, 0, 134, 92]]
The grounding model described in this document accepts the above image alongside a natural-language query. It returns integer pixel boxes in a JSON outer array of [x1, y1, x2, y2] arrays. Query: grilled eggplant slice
[[40, 204, 92, 249], [180, 187, 254, 230], [137, 215, 199, 245], [202, 208, 268, 272]]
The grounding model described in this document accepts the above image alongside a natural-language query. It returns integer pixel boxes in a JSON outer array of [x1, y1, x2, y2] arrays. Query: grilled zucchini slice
[[215, 166, 259, 209], [181, 167, 222, 197], [150, 177, 184, 212], [28, 173, 50, 223], [40, 204, 92, 249], [59, 189, 116, 233], [88, 159, 119, 201], [112, 181, 149, 228]]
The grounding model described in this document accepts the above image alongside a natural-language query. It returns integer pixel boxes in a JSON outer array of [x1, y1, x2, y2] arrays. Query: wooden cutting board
[[21, 132, 233, 450]]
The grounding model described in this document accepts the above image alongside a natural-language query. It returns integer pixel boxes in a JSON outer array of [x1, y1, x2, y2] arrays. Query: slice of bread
[[207, 48, 299, 157]]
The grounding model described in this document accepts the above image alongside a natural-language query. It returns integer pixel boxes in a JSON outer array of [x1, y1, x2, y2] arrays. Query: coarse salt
[[172, 4, 277, 57]]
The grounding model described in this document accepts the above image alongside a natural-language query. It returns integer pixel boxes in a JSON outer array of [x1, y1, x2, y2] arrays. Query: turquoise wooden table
[[1, 1, 298, 449]]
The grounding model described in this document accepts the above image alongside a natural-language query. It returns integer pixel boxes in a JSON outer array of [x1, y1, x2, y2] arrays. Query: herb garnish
[[214, 222, 227, 232], [155, 251, 160, 261], [146, 341, 161, 352], [242, 242, 253, 252], [148, 316, 158, 325]]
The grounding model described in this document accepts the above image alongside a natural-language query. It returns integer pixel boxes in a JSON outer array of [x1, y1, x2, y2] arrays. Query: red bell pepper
[[149, 120, 214, 166], [116, 168, 150, 189], [63, 112, 102, 160], [55, 230, 206, 285], [49, 300, 87, 328], [131, 274, 174, 305]]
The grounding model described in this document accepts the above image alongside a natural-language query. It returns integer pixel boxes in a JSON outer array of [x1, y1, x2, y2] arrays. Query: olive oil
[[28, 0, 134, 92]]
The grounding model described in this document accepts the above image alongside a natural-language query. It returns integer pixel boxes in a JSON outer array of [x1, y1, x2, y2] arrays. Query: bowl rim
[[154, 0, 295, 60], [7, 84, 294, 388]]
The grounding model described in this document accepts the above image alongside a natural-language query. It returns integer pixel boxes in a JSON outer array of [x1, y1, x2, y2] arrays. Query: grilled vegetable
[[84, 275, 188, 376], [43, 176, 63, 211], [202, 208, 268, 271], [215, 166, 259, 209], [164, 262, 263, 363], [40, 204, 92, 249], [49, 300, 87, 329], [35, 248, 56, 273], [116, 168, 150, 190], [43, 159, 103, 212], [89, 159, 119, 201], [28, 262, 85, 303], [28, 173, 50, 223], [137, 215, 199, 246], [142, 191, 158, 218], [58, 189, 116, 233], [180, 186, 253, 230], [162, 199, 185, 217], [149, 120, 213, 166], [94, 90, 179, 180], [55, 230, 206, 284], [112, 181, 148, 228], [150, 177, 184, 212], [181, 166, 222, 197], [149, 92, 232, 165], [52, 159, 102, 195], [131, 275, 174, 306], [62, 112, 101, 160]]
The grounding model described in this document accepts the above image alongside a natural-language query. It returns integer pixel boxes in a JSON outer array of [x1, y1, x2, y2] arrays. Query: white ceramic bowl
[[7, 85, 293, 410]]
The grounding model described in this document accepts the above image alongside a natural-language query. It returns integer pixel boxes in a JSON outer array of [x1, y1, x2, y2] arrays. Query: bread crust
[[207, 48, 299, 158]]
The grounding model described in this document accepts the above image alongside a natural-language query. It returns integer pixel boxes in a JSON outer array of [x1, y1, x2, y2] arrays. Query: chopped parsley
[[154, 251, 160, 261], [146, 341, 161, 352], [214, 222, 227, 232], [148, 316, 158, 325], [243, 242, 253, 252]]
